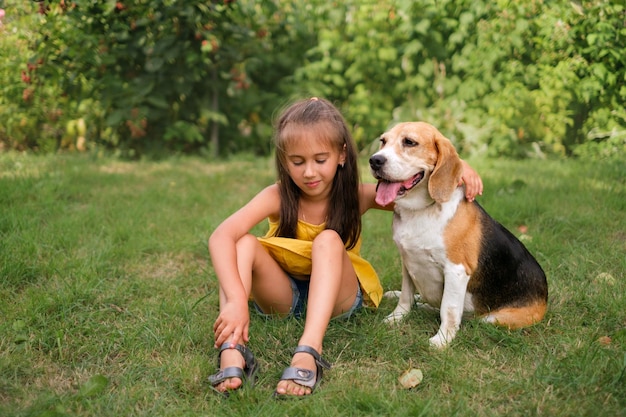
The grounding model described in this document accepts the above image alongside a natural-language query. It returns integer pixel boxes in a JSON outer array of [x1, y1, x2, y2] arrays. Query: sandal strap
[[208, 366, 244, 385], [275, 345, 331, 395], [293, 345, 331, 370], [209, 343, 258, 389], [216, 343, 256, 369], [278, 366, 317, 389]]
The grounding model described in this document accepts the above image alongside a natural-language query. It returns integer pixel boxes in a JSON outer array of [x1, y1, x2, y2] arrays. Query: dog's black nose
[[369, 154, 386, 170]]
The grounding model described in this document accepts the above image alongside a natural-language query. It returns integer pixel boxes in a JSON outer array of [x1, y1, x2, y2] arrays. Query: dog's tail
[[481, 301, 547, 329]]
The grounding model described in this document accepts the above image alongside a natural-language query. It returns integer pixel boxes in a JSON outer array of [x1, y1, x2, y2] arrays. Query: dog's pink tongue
[[375, 181, 402, 206]]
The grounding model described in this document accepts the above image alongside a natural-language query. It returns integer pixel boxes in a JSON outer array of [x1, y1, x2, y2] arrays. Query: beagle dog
[[369, 122, 548, 348]]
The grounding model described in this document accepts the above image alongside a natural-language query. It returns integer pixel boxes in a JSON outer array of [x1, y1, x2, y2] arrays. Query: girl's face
[[284, 127, 346, 201]]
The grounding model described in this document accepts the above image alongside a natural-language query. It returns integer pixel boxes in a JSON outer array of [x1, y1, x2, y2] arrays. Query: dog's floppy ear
[[428, 131, 463, 203]]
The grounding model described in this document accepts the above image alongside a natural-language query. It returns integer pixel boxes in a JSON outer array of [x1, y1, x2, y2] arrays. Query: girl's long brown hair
[[273, 98, 361, 250]]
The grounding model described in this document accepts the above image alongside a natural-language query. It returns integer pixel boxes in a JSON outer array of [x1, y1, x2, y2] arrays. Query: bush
[[2, 0, 624, 159], [0, 2, 71, 152], [295, 0, 626, 158]]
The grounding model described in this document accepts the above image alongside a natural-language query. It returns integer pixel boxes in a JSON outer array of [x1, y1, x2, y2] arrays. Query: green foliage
[[0, 1, 68, 152], [16, 0, 314, 157], [296, 0, 626, 158], [0, 0, 624, 158], [29, 0, 244, 156], [293, 1, 406, 147]]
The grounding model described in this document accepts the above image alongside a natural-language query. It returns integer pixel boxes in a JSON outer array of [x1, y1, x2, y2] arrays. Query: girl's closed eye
[[289, 155, 329, 166]]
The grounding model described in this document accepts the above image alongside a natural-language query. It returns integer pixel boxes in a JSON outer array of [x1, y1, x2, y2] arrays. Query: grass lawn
[[1, 152, 625, 417]]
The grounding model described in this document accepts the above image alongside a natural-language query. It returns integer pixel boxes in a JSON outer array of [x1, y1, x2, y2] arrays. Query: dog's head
[[369, 122, 463, 208]]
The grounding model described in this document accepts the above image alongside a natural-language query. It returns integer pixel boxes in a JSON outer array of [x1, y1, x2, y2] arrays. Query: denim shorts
[[253, 275, 363, 320]]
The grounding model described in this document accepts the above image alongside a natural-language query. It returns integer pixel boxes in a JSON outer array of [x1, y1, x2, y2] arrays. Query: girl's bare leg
[[275, 230, 359, 396], [213, 234, 293, 392]]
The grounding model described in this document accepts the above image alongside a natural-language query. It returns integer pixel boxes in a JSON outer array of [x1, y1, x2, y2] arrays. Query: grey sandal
[[274, 345, 331, 398], [208, 343, 258, 397]]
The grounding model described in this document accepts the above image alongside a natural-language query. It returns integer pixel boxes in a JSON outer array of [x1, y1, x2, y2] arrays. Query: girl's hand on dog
[[460, 160, 483, 202]]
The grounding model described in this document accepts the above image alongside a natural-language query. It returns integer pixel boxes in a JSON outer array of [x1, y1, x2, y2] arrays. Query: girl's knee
[[236, 234, 267, 266], [312, 229, 344, 250], [236, 233, 260, 251]]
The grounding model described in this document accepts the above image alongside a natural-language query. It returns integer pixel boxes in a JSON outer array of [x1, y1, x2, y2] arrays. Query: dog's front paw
[[428, 330, 453, 349], [384, 291, 424, 304], [383, 290, 402, 299], [383, 310, 407, 325]]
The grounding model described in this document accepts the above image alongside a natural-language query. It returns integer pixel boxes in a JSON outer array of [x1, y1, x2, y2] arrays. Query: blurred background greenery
[[0, 0, 624, 159]]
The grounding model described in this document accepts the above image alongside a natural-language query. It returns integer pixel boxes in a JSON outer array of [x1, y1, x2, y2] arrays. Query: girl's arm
[[208, 184, 280, 348], [459, 159, 483, 202]]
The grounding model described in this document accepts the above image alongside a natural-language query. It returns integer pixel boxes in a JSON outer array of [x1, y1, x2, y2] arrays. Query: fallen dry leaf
[[595, 272, 616, 286], [399, 368, 423, 389]]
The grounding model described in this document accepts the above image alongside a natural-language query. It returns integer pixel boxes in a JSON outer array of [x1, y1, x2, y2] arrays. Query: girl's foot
[[208, 344, 258, 395], [213, 348, 245, 392], [274, 345, 331, 398], [275, 351, 317, 396]]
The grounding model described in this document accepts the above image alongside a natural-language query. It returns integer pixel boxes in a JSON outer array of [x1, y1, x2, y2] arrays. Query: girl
[[208, 97, 483, 398]]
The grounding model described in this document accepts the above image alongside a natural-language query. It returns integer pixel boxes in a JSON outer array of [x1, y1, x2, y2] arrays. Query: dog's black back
[[467, 202, 548, 315]]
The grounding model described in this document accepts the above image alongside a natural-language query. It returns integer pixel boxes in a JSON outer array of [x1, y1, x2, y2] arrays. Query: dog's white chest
[[393, 202, 453, 262], [393, 214, 445, 262], [392, 198, 461, 304]]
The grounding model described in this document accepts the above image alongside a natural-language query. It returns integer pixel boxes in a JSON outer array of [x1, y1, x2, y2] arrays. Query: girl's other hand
[[459, 160, 484, 202], [213, 301, 250, 348]]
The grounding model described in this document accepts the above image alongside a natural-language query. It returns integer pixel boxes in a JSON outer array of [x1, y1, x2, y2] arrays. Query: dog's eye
[[403, 138, 417, 147], [379, 137, 387, 147]]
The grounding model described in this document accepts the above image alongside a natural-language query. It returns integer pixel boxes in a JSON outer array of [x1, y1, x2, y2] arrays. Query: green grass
[[1, 152, 625, 417]]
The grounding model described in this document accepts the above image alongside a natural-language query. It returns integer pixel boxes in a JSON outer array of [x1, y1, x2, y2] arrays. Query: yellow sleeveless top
[[257, 219, 383, 308]]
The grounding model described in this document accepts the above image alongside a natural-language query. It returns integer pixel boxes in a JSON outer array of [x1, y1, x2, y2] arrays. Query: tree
[[28, 0, 314, 157]]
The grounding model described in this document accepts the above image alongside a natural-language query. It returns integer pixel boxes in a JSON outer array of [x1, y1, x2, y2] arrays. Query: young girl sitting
[[208, 97, 483, 398]]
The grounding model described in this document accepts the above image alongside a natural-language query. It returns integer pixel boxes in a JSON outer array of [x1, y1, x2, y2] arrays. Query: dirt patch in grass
[[99, 159, 260, 178], [129, 252, 207, 281]]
